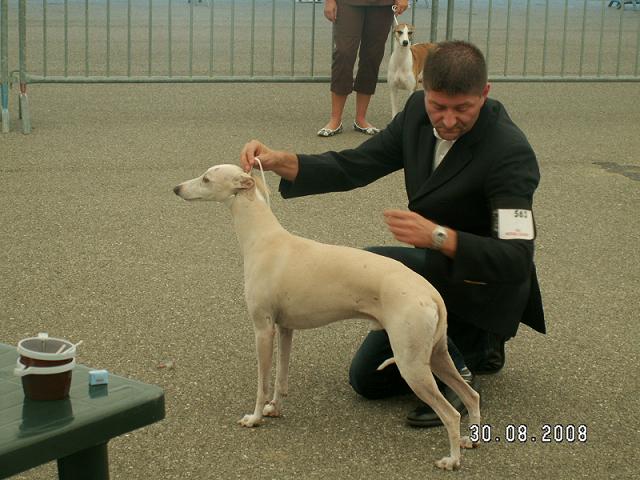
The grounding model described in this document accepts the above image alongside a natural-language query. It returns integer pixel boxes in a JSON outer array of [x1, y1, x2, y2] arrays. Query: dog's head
[[173, 164, 258, 203], [393, 23, 415, 47]]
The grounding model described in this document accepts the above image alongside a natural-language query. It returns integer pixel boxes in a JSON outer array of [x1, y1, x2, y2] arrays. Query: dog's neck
[[389, 38, 413, 73], [229, 190, 286, 256]]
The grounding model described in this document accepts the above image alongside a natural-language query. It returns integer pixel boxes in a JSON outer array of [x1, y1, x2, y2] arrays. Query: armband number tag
[[495, 209, 535, 240]]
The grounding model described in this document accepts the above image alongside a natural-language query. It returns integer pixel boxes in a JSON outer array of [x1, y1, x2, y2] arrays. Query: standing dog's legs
[[429, 336, 481, 449], [404, 371, 463, 470], [389, 76, 416, 119], [263, 326, 293, 418], [385, 318, 465, 471], [390, 86, 401, 119], [239, 321, 275, 427]]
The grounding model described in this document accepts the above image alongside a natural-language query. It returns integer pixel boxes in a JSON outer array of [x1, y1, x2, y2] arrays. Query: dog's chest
[[388, 49, 416, 90]]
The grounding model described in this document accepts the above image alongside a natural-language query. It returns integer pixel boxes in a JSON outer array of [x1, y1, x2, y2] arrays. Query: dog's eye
[[202, 176, 210, 183]]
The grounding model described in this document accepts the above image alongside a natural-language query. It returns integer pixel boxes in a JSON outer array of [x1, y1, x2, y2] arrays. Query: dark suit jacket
[[279, 91, 545, 338]]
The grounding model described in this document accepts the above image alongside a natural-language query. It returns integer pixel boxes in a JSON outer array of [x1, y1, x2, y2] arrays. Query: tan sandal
[[353, 121, 380, 135], [317, 123, 343, 137]]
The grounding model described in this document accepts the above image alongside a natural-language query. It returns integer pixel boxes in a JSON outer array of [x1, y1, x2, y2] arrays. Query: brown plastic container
[[14, 334, 77, 401]]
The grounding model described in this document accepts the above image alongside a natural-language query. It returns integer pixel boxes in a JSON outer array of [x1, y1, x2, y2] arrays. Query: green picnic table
[[0, 343, 165, 479]]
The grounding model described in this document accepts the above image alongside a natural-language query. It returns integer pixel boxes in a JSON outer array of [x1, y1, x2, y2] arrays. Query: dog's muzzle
[[402, 40, 409, 46]]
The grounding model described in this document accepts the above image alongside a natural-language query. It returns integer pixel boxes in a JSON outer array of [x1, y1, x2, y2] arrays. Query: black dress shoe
[[470, 333, 506, 375], [406, 367, 479, 428]]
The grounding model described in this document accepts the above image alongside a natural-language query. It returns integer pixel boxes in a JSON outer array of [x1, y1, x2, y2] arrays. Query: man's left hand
[[393, 0, 409, 16], [383, 209, 433, 248]]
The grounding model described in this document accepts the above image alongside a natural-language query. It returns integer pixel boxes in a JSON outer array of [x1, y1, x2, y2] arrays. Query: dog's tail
[[376, 357, 396, 371]]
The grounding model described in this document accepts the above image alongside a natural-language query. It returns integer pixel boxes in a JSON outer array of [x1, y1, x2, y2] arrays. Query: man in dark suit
[[240, 40, 545, 428]]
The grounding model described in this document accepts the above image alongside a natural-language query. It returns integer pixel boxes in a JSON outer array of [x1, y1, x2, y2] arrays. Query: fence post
[[430, 0, 439, 42], [445, 0, 455, 40], [18, 0, 30, 133], [1, 0, 9, 133]]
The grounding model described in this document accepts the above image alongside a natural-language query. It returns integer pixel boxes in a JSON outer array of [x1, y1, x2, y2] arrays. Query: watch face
[[433, 227, 447, 250]]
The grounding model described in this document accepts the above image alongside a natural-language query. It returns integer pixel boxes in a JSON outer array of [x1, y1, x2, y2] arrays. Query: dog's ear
[[234, 172, 256, 200]]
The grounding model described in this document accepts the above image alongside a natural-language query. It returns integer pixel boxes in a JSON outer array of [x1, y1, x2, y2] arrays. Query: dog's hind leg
[[430, 335, 481, 449], [399, 361, 464, 470], [386, 320, 464, 471], [263, 326, 293, 418], [239, 321, 275, 427]]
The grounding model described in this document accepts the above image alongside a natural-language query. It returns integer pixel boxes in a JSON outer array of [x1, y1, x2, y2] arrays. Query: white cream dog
[[173, 164, 481, 471], [388, 23, 435, 118]]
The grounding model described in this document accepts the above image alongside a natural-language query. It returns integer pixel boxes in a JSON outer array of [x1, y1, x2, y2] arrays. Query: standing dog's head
[[393, 23, 415, 48], [173, 164, 259, 203]]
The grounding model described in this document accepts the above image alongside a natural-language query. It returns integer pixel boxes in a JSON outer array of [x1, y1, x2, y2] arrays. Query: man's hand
[[240, 139, 273, 171], [384, 209, 458, 257], [324, 0, 337, 23], [384, 209, 433, 248], [240, 140, 299, 181]]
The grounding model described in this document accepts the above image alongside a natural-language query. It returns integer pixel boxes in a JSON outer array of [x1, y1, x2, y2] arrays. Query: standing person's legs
[[353, 6, 394, 129], [321, 4, 364, 132]]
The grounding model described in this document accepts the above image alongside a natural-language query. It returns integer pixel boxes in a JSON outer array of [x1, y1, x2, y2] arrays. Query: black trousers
[[348, 246, 492, 399]]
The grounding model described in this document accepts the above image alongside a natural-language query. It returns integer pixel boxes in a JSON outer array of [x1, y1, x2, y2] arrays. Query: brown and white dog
[[388, 23, 434, 118]]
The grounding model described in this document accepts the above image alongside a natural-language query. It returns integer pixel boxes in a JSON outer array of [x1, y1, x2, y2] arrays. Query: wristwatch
[[431, 225, 448, 251]]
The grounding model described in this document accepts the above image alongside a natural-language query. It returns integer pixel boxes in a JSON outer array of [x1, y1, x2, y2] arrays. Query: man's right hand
[[240, 140, 299, 182]]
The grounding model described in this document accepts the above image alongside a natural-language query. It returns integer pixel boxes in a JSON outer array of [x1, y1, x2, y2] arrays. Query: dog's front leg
[[264, 326, 293, 418], [390, 86, 401, 119], [239, 325, 275, 427]]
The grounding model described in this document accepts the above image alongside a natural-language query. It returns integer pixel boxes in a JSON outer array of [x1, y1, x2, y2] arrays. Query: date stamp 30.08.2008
[[469, 424, 588, 444]]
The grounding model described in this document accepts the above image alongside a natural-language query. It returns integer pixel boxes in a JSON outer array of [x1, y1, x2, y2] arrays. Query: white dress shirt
[[432, 128, 456, 172]]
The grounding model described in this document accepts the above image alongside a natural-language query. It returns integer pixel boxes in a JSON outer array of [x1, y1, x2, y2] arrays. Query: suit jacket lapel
[[408, 125, 436, 195], [409, 100, 492, 204], [415, 142, 472, 199]]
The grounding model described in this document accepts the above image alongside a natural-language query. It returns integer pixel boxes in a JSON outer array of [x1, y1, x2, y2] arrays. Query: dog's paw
[[238, 414, 263, 428], [460, 435, 479, 449], [434, 456, 460, 471], [263, 401, 281, 417]]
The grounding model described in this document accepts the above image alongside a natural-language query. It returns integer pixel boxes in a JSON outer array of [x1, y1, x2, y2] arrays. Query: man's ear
[[234, 172, 256, 199], [482, 82, 491, 99]]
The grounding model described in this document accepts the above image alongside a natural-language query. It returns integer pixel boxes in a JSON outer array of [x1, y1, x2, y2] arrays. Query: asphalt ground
[[2, 79, 639, 480], [2, 2, 640, 479]]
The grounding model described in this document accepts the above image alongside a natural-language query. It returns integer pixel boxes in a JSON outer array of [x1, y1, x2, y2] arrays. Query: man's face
[[424, 84, 490, 141]]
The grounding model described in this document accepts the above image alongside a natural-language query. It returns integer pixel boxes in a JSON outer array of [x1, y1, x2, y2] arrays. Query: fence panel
[[14, 1, 640, 83], [443, 0, 640, 81], [2, 0, 639, 133], [20, 0, 337, 82], [1, 0, 9, 132]]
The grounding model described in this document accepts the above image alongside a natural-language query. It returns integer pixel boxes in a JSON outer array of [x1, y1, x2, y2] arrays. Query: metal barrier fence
[[1, 0, 9, 132], [2, 0, 639, 133]]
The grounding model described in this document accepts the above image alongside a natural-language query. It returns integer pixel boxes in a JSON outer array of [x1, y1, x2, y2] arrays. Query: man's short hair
[[423, 40, 488, 95]]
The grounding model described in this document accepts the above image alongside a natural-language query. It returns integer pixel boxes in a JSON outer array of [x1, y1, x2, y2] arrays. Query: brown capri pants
[[331, 4, 394, 96]]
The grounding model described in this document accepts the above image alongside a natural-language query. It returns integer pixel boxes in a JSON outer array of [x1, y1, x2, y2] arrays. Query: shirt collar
[[433, 128, 456, 144]]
